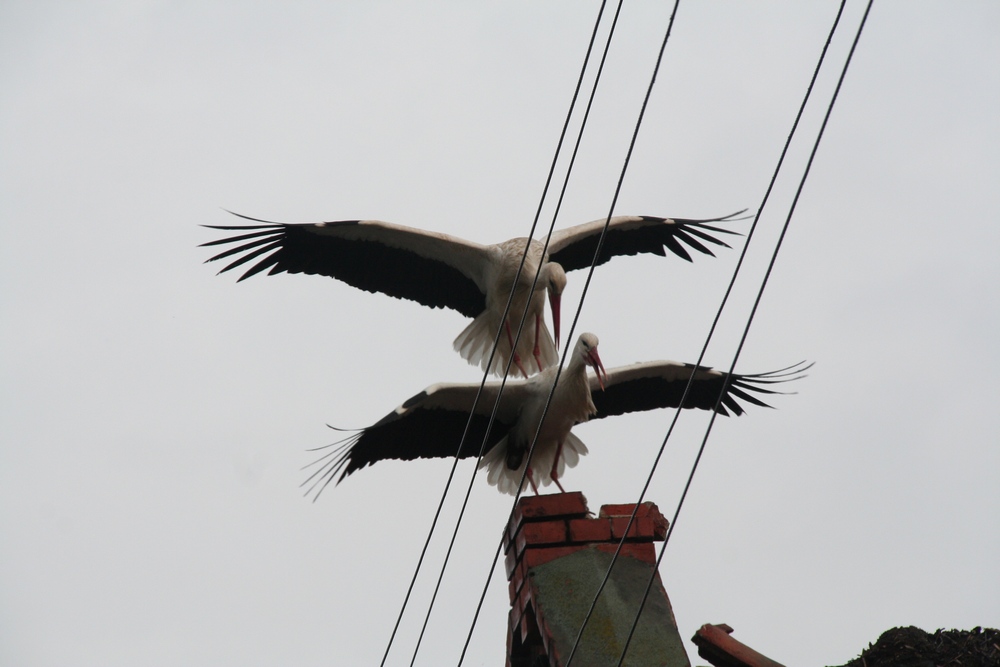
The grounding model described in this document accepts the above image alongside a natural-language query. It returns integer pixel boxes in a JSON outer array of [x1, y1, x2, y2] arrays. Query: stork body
[[304, 334, 807, 497], [202, 211, 743, 377], [453, 237, 564, 377], [479, 333, 605, 494]]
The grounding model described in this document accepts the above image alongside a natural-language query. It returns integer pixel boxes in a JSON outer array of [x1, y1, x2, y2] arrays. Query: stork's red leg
[[550, 439, 565, 490], [532, 312, 544, 372], [504, 321, 529, 377], [550, 470, 566, 494], [526, 467, 540, 495]]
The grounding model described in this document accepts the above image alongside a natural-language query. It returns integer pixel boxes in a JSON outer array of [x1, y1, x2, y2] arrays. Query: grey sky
[[2, 2, 998, 665]]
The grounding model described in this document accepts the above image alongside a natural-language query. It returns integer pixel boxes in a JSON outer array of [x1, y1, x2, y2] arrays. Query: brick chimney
[[504, 492, 689, 667]]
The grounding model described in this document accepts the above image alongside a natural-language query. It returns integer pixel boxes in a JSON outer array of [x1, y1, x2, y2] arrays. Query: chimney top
[[505, 492, 688, 667]]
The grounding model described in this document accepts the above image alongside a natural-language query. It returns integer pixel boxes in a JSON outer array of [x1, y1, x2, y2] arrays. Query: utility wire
[[375, 3, 613, 666], [406, 3, 632, 665], [562, 1, 849, 664], [456, 1, 685, 663], [612, 3, 874, 664]]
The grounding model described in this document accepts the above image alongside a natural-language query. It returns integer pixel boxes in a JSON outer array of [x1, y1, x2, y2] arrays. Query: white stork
[[303, 333, 808, 497], [201, 211, 744, 378]]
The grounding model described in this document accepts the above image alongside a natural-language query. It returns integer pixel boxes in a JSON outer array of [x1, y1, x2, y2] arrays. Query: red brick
[[503, 528, 515, 554], [567, 517, 613, 543], [647, 506, 670, 538], [516, 519, 568, 553], [609, 516, 654, 540], [595, 541, 657, 563], [513, 491, 588, 524], [504, 542, 520, 579], [509, 599, 522, 633], [519, 557, 531, 585], [508, 568, 525, 601], [509, 556, 535, 592], [518, 579, 533, 612], [599, 502, 650, 518], [599, 501, 668, 526], [508, 492, 588, 551], [508, 582, 528, 630], [602, 502, 668, 532], [610, 514, 669, 540], [640, 503, 670, 535]]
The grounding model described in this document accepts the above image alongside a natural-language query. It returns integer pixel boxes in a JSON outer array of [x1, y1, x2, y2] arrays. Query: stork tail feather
[[478, 433, 589, 496], [453, 312, 557, 378]]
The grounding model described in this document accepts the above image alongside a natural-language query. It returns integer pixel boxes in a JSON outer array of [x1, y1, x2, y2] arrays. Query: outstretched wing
[[302, 380, 530, 498], [546, 211, 747, 271], [201, 211, 491, 318], [591, 360, 810, 418]]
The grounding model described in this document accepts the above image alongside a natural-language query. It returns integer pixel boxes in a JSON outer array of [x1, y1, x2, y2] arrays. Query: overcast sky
[[2, 2, 998, 666]]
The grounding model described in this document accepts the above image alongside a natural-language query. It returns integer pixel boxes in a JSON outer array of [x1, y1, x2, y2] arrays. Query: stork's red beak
[[587, 346, 607, 391], [549, 291, 561, 349]]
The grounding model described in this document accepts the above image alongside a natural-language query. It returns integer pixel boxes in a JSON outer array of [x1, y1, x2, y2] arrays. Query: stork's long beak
[[587, 347, 607, 391], [549, 291, 561, 349]]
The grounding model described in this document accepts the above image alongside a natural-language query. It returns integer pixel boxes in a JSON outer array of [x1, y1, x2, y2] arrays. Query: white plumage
[[304, 333, 808, 498], [452, 238, 565, 377], [202, 211, 743, 377], [476, 332, 605, 494]]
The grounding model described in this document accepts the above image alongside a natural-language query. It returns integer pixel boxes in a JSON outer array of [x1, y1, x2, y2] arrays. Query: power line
[[562, 1, 850, 664], [612, 2, 874, 664], [375, 3, 614, 666], [407, 3, 640, 665], [456, 0, 687, 663]]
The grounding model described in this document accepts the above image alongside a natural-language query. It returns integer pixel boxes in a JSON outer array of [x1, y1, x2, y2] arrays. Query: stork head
[[545, 262, 567, 349], [576, 332, 607, 390]]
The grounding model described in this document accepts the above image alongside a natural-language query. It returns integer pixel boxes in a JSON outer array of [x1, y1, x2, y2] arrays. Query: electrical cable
[[405, 2, 632, 665], [375, 3, 612, 665], [561, 1, 849, 664], [456, 1, 687, 663], [611, 3, 874, 664]]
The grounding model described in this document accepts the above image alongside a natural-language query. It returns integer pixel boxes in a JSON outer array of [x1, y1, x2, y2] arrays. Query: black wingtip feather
[[236, 245, 287, 281], [205, 235, 280, 265], [300, 432, 364, 501], [216, 239, 282, 277], [663, 235, 693, 262], [221, 209, 288, 225], [199, 228, 280, 248], [722, 361, 814, 412], [673, 229, 717, 257], [683, 225, 735, 247], [726, 386, 773, 409]]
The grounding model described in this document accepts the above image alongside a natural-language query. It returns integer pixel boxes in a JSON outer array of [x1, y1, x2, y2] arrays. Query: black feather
[[201, 220, 486, 317], [549, 212, 746, 272]]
